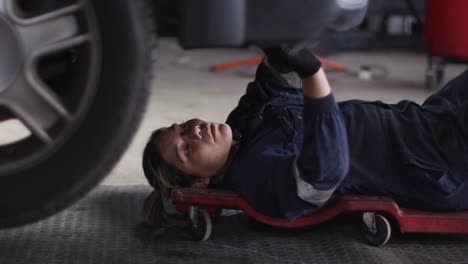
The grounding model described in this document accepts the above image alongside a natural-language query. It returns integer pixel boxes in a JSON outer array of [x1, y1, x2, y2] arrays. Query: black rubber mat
[[1, 186, 468, 264]]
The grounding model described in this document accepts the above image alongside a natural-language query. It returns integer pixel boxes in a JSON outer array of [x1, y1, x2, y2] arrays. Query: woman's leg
[[423, 69, 468, 107], [453, 180, 468, 211], [421, 70, 468, 199], [424, 70, 468, 132]]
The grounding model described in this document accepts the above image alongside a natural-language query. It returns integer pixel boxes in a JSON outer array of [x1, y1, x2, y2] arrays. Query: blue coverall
[[217, 62, 468, 220]]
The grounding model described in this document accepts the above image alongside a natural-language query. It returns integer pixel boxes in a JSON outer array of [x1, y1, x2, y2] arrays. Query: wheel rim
[[199, 209, 212, 241], [362, 213, 392, 247], [0, 0, 100, 175]]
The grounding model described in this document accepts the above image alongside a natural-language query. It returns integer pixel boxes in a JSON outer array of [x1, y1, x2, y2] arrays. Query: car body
[[156, 0, 368, 48]]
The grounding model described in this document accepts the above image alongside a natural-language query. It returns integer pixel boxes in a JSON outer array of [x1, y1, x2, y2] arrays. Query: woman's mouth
[[210, 124, 216, 141]]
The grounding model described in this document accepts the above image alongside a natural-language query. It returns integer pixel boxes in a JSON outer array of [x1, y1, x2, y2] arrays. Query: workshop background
[[1, 0, 468, 263]]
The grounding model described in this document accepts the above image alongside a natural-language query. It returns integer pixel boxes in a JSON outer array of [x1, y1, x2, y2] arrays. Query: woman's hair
[[141, 129, 196, 227]]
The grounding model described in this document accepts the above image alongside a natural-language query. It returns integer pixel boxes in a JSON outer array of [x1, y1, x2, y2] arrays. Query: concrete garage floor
[[104, 38, 466, 186], [2, 38, 468, 264]]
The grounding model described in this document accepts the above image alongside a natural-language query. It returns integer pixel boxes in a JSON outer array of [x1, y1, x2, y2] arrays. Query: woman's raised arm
[[302, 68, 331, 99]]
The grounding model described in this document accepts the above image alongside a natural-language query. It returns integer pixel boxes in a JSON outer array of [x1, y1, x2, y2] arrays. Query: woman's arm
[[225, 60, 302, 134], [284, 48, 349, 208], [302, 68, 331, 99], [294, 81, 349, 208]]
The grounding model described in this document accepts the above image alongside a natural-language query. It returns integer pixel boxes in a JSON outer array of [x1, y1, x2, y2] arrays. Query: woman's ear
[[191, 178, 210, 188]]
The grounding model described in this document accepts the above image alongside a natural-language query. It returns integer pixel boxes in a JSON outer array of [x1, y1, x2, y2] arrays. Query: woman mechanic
[[141, 46, 468, 226]]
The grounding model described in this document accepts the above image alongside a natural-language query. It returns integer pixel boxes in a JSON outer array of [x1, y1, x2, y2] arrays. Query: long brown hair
[[141, 129, 196, 227]]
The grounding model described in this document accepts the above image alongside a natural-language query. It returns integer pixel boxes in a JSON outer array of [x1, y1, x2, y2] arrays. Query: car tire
[[0, 0, 156, 227]]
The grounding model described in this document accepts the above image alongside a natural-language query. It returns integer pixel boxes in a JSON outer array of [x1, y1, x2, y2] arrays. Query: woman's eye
[[184, 144, 190, 156]]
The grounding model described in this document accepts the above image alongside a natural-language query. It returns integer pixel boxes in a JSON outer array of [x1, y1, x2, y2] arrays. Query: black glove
[[263, 45, 322, 79]]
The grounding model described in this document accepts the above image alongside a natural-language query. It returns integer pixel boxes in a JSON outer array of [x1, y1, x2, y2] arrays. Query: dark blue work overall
[[218, 62, 468, 220]]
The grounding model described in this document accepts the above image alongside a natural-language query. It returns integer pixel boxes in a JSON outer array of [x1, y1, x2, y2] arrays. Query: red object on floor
[[426, 0, 468, 60], [172, 187, 468, 234], [211, 57, 263, 72], [211, 56, 347, 72]]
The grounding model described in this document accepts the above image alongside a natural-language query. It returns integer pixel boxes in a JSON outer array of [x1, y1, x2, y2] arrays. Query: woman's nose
[[188, 124, 202, 139]]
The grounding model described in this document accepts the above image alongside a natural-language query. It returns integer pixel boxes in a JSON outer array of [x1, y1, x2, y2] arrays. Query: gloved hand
[[263, 45, 322, 79]]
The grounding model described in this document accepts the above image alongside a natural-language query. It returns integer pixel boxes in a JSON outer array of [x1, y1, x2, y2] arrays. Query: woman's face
[[154, 118, 233, 180]]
